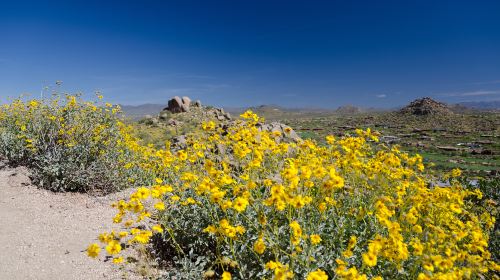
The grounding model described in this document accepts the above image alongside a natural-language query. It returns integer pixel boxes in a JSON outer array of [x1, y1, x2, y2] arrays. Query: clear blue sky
[[1, 0, 500, 107]]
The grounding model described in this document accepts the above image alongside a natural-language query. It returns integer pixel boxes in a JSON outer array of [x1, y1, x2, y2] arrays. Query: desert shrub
[[88, 112, 499, 279], [0, 95, 146, 193]]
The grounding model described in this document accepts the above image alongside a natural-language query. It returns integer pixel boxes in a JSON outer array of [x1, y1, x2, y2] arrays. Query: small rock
[[167, 119, 181, 126], [170, 135, 187, 151], [158, 111, 170, 120]]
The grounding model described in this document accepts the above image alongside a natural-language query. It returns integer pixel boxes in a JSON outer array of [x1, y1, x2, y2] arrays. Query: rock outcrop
[[143, 96, 232, 127], [400, 97, 453, 116], [165, 96, 191, 113], [181, 96, 191, 110]]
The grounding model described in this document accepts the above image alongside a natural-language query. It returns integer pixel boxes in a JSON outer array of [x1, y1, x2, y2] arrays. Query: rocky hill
[[399, 97, 453, 116], [139, 96, 301, 146], [142, 96, 231, 127]]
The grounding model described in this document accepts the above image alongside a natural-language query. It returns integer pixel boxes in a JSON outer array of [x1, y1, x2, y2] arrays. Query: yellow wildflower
[[306, 269, 328, 280], [86, 243, 100, 258], [105, 240, 121, 255]]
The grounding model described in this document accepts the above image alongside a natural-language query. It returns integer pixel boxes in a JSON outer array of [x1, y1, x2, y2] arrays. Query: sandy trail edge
[[0, 166, 141, 280]]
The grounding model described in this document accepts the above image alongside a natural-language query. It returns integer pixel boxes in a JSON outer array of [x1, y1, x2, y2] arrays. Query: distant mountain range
[[120, 104, 165, 119], [120, 100, 500, 119], [457, 101, 500, 110]]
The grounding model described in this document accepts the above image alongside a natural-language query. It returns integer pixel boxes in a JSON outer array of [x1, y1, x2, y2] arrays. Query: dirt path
[[0, 165, 140, 280]]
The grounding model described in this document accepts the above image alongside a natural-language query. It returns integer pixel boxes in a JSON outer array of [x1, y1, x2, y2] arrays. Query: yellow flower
[[289, 221, 302, 237], [422, 262, 434, 272], [133, 230, 152, 244], [152, 224, 164, 233], [412, 224, 423, 233], [362, 252, 377, 267], [235, 225, 246, 235], [306, 269, 328, 280], [265, 261, 279, 270], [86, 243, 100, 258], [112, 256, 123, 264], [326, 135, 335, 144], [253, 237, 266, 254], [310, 234, 322, 245], [233, 197, 249, 212], [451, 168, 462, 177], [417, 273, 430, 280], [98, 232, 113, 244], [105, 240, 121, 255], [240, 110, 258, 121], [450, 203, 462, 214], [203, 225, 217, 234], [177, 150, 188, 160], [348, 235, 357, 249], [342, 250, 353, 258], [135, 187, 150, 200], [221, 271, 231, 280], [221, 200, 233, 211], [154, 201, 165, 211], [202, 121, 216, 130], [112, 213, 122, 224]]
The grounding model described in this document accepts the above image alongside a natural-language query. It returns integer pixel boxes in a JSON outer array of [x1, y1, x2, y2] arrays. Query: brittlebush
[[80, 109, 496, 279], [0, 95, 145, 192]]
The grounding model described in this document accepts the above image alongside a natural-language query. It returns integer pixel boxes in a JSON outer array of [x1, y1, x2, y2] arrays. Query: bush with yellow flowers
[[0, 94, 145, 192], [87, 109, 499, 279]]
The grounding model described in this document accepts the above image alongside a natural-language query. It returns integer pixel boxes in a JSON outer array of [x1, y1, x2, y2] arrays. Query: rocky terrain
[[132, 96, 301, 149]]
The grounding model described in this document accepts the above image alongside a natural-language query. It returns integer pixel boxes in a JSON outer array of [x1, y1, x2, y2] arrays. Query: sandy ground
[[0, 164, 142, 280]]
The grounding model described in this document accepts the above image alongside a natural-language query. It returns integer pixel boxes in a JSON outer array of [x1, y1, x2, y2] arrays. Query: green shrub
[[0, 95, 143, 193]]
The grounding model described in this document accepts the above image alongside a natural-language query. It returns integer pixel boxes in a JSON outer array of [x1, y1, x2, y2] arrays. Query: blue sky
[[1, 0, 500, 108]]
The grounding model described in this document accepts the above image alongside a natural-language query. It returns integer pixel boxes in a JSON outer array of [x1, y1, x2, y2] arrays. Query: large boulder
[[181, 96, 191, 112], [164, 96, 193, 113], [181, 96, 191, 107], [166, 96, 184, 113]]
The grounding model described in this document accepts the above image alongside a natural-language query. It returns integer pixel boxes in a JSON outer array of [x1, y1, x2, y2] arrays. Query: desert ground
[[0, 163, 140, 280]]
